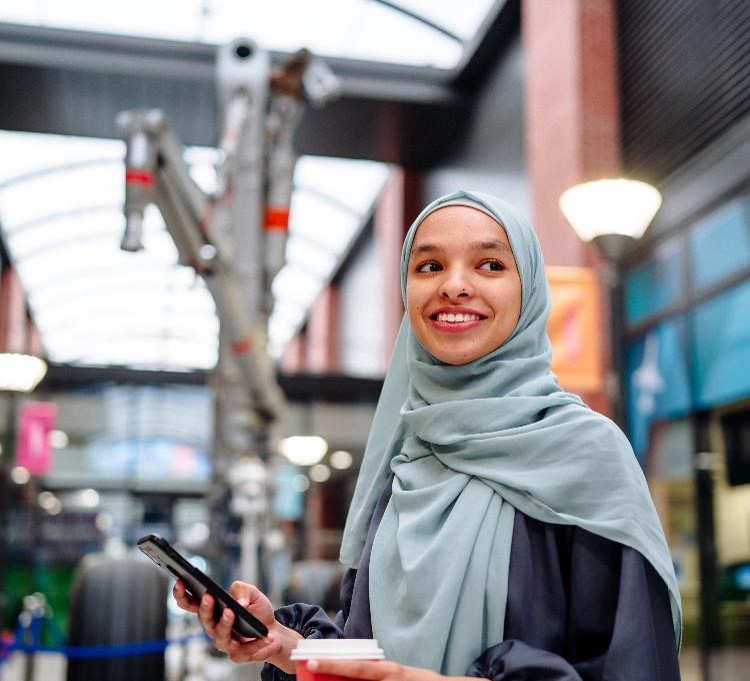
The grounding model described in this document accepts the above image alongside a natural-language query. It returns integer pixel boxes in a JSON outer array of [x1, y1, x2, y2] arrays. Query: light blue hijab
[[339, 190, 681, 675]]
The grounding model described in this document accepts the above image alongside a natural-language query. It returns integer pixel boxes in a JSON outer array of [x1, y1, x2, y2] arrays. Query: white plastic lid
[[290, 639, 384, 660]]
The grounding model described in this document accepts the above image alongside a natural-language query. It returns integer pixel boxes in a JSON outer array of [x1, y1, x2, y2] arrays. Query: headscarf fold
[[339, 190, 681, 674]]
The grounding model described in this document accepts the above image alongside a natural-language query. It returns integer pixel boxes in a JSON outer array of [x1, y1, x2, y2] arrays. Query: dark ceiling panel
[[0, 22, 473, 168], [618, 0, 750, 185], [0, 62, 217, 146], [41, 363, 383, 403]]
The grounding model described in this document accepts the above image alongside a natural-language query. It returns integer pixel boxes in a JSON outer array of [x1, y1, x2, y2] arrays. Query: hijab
[[339, 190, 682, 674]]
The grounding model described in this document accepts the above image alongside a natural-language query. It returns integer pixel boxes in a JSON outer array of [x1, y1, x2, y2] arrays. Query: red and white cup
[[291, 639, 385, 681]]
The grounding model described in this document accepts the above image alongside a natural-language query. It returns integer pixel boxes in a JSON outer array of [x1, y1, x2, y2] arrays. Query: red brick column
[[523, 0, 619, 415], [373, 170, 407, 371], [0, 266, 29, 353], [281, 332, 305, 374], [523, 0, 620, 267]]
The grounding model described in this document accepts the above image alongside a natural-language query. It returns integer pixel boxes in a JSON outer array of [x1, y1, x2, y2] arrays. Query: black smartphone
[[137, 533, 268, 639]]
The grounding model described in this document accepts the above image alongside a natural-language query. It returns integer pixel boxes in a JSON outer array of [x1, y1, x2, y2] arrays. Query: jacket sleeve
[[466, 518, 681, 680], [260, 568, 356, 681]]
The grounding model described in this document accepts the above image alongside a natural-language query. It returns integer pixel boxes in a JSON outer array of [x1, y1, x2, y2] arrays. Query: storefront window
[[625, 237, 683, 325], [691, 279, 750, 408], [689, 196, 750, 292], [625, 317, 691, 461], [647, 420, 698, 644]]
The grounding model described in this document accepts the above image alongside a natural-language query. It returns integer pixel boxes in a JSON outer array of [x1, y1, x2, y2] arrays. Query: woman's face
[[406, 205, 522, 365]]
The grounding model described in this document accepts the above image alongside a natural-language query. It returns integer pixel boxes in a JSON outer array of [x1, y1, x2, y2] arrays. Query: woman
[[175, 190, 682, 680]]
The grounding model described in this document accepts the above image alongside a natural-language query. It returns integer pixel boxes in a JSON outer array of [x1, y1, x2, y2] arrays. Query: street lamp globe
[[559, 178, 662, 261]]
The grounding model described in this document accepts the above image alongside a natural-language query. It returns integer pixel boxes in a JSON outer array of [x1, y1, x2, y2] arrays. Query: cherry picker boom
[[116, 38, 340, 587]]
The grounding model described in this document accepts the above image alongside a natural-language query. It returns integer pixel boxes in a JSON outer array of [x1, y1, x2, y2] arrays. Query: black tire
[[66, 555, 168, 681]]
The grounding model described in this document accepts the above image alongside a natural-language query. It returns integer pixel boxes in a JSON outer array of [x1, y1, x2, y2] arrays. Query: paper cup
[[291, 639, 384, 681]]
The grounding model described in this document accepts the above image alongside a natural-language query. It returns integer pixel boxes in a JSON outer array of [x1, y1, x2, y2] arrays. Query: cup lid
[[290, 639, 384, 660]]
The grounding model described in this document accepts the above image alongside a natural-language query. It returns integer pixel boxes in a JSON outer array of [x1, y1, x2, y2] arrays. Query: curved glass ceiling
[[0, 0, 499, 69], [0, 130, 389, 371]]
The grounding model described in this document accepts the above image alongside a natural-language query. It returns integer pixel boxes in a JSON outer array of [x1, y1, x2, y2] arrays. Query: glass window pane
[[0, 130, 387, 370], [691, 278, 750, 408], [625, 316, 692, 461], [689, 196, 750, 292], [625, 237, 683, 326], [0, 0, 502, 69]]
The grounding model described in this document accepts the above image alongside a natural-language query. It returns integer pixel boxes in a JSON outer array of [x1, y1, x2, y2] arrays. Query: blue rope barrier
[[2, 630, 209, 662]]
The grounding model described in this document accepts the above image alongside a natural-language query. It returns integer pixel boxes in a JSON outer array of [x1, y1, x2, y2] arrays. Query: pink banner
[[16, 401, 57, 476]]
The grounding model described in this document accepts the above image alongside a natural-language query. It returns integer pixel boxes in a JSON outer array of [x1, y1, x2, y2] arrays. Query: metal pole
[[0, 392, 18, 630], [602, 258, 626, 428], [693, 420, 719, 680]]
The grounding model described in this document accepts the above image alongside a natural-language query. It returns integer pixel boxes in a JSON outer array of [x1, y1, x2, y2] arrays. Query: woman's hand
[[173, 579, 302, 673], [304, 659, 470, 681]]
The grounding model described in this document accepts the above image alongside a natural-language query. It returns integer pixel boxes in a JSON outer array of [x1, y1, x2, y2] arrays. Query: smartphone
[[137, 533, 268, 639]]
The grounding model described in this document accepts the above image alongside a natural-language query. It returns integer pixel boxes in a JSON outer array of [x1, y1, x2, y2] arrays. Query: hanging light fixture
[[559, 178, 662, 261], [0, 353, 47, 392]]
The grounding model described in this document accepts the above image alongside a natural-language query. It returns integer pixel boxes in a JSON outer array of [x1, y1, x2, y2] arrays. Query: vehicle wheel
[[66, 555, 168, 681]]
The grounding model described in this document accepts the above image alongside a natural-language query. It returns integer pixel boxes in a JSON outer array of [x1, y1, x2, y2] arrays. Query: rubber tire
[[66, 555, 168, 681]]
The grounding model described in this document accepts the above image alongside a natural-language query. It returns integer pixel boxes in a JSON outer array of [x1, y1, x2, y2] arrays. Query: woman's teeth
[[436, 312, 480, 323]]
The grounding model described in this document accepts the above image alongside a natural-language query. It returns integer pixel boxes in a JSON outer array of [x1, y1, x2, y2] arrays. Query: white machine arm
[[115, 41, 339, 424], [117, 106, 282, 423]]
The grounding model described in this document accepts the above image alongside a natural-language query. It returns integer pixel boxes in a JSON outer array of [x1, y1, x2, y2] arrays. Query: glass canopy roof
[[0, 130, 389, 371], [0, 1, 504, 374], [0, 0, 500, 69]]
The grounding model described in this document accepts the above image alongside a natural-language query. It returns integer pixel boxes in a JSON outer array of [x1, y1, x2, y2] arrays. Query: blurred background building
[[0, 2, 749, 680]]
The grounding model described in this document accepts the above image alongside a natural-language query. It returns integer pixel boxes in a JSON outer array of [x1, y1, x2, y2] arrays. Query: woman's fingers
[[306, 660, 440, 681], [229, 581, 271, 617], [172, 580, 199, 613], [173, 579, 283, 664], [198, 593, 219, 635], [226, 632, 279, 663], [209, 603, 236, 650], [230, 580, 261, 602], [307, 660, 392, 680]]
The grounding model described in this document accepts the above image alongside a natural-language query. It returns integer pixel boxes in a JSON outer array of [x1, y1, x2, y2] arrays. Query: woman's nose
[[439, 274, 471, 300]]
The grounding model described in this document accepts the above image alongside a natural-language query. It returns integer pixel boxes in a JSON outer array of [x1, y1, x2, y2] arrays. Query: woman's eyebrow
[[409, 239, 513, 258], [409, 242, 441, 258], [473, 239, 513, 255]]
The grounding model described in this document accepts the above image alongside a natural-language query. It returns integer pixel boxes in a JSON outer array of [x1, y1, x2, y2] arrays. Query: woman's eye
[[479, 260, 503, 271], [417, 262, 441, 273]]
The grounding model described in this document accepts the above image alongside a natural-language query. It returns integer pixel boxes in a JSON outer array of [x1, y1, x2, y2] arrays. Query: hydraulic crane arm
[[116, 107, 282, 423], [115, 39, 340, 425]]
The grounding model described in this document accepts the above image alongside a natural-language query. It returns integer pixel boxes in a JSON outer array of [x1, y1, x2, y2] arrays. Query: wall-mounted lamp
[[559, 178, 662, 262], [0, 353, 47, 392], [559, 177, 662, 428]]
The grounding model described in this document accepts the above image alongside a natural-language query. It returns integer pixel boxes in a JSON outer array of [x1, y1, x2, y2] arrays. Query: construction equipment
[[116, 38, 340, 586]]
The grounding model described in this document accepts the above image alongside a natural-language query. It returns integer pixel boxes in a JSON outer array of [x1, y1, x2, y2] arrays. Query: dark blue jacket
[[265, 476, 680, 680]]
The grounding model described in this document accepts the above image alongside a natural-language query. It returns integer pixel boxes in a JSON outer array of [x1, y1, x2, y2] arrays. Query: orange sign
[[547, 267, 604, 392]]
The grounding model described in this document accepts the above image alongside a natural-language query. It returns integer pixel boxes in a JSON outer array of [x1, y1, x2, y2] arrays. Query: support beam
[[0, 22, 468, 168]]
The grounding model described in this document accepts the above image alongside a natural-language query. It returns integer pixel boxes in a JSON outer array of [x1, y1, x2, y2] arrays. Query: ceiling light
[[0, 353, 47, 392], [50, 429, 69, 448], [278, 435, 328, 466], [79, 488, 101, 507], [291, 474, 310, 492], [329, 450, 353, 470], [309, 463, 331, 483], [38, 491, 59, 511], [10, 466, 31, 484]]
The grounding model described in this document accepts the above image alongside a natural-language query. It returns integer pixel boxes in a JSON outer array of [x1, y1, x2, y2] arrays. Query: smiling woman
[[173, 190, 682, 681], [405, 205, 522, 365]]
